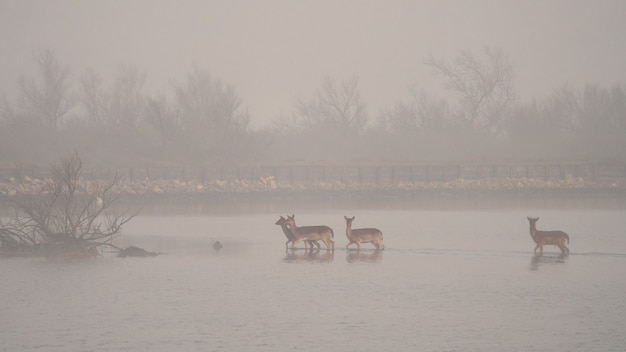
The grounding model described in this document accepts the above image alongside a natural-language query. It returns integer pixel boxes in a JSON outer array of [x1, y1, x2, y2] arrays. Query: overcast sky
[[1, 0, 625, 127]]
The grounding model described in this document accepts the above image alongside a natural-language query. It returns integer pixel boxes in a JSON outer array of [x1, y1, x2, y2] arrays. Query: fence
[[2, 162, 625, 186]]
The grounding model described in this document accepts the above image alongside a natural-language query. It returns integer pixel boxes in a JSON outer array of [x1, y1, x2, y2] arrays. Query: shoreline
[[107, 187, 626, 215], [2, 176, 626, 214]]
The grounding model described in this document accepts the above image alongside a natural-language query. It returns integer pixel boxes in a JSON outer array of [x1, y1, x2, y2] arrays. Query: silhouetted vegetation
[[0, 153, 137, 257], [1, 48, 625, 168]]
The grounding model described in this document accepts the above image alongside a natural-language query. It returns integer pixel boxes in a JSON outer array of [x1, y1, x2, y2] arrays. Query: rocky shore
[[1, 174, 624, 199]]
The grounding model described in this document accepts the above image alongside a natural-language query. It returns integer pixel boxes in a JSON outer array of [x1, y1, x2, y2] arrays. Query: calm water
[[2, 199, 626, 351]]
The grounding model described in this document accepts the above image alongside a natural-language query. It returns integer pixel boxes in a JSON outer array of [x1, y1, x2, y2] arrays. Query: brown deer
[[284, 215, 335, 250], [344, 216, 384, 250], [527, 217, 570, 255], [275, 216, 320, 250]]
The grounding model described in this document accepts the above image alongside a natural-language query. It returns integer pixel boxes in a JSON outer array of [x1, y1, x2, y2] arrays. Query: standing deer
[[284, 215, 335, 250], [527, 217, 570, 255], [344, 216, 385, 250], [275, 216, 320, 250]]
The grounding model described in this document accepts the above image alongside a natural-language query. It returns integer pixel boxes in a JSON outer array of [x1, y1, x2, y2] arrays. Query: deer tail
[[331, 228, 334, 238], [566, 233, 570, 244]]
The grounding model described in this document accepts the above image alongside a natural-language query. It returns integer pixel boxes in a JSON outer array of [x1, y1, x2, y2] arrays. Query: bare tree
[[541, 85, 581, 132], [0, 153, 137, 257], [79, 64, 146, 137], [144, 94, 180, 147], [106, 64, 146, 136], [578, 84, 626, 133], [10, 49, 74, 130], [173, 66, 250, 160], [380, 88, 451, 134], [295, 76, 368, 134], [425, 47, 515, 132], [79, 68, 107, 128]]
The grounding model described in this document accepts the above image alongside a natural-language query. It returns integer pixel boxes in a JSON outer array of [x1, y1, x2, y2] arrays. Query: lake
[[1, 196, 626, 351]]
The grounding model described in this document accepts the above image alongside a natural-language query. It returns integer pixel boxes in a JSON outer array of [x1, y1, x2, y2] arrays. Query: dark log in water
[[117, 246, 158, 258]]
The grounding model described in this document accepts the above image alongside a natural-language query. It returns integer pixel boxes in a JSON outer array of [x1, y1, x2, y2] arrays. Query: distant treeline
[[1, 48, 625, 167]]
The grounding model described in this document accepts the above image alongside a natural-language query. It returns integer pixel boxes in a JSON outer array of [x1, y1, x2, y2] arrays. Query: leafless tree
[[79, 64, 146, 137], [143, 94, 180, 147], [79, 68, 107, 128], [295, 76, 368, 134], [380, 88, 451, 134], [0, 153, 137, 257], [539, 85, 581, 133], [2, 49, 74, 130], [173, 66, 250, 160], [578, 84, 626, 133], [425, 47, 515, 132], [110, 64, 146, 133]]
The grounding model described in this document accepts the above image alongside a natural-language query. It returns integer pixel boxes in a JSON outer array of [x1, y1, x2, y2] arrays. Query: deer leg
[[292, 238, 302, 249]]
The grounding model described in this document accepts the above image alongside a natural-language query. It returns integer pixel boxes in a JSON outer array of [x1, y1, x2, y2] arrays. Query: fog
[[2, 0, 626, 124], [1, 1, 626, 165], [3, 4, 626, 350]]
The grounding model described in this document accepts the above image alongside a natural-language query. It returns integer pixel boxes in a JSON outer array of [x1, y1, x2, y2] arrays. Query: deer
[[527, 217, 570, 255], [344, 216, 384, 250], [275, 216, 320, 250], [284, 214, 335, 250]]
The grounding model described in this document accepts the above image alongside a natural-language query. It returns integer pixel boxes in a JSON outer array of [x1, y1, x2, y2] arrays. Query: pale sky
[[1, 0, 625, 127]]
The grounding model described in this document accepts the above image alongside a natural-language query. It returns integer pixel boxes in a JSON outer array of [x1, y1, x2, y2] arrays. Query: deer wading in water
[[284, 215, 335, 250], [527, 217, 570, 255], [344, 216, 384, 250], [275, 216, 320, 250]]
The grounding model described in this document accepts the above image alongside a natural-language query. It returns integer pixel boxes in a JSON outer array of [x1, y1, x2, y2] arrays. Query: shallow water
[[2, 201, 626, 351]]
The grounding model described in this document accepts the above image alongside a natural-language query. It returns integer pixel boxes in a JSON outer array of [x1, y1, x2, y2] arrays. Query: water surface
[[2, 200, 625, 351]]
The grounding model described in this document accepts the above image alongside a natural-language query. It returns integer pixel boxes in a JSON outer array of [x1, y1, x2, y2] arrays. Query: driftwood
[[117, 245, 158, 258]]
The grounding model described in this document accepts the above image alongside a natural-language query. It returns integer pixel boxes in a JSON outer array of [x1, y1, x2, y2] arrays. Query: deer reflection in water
[[346, 249, 383, 263], [283, 249, 334, 263], [529, 253, 569, 271]]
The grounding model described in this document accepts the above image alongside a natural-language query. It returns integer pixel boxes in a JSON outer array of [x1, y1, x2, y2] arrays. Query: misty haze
[[1, 1, 626, 351]]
